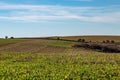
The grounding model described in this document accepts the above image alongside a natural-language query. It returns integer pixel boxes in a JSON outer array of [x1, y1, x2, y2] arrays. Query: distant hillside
[[15, 35, 120, 42], [59, 36, 120, 42]]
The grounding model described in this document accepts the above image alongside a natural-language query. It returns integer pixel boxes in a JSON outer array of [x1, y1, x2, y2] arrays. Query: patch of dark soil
[[73, 43, 120, 53]]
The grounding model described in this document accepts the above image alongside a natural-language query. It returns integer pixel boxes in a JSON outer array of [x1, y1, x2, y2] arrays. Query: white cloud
[[0, 2, 120, 23]]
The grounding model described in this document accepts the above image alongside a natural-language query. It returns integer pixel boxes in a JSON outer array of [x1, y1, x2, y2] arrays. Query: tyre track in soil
[[0, 39, 67, 53], [0, 39, 45, 52]]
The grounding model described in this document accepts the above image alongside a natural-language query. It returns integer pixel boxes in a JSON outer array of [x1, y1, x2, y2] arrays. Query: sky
[[0, 0, 120, 38]]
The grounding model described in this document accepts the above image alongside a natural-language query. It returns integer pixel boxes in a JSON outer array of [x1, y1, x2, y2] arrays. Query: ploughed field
[[0, 36, 120, 80], [60, 36, 120, 42]]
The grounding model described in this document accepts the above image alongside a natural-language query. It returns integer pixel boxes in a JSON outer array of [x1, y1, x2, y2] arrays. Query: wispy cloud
[[0, 2, 120, 23]]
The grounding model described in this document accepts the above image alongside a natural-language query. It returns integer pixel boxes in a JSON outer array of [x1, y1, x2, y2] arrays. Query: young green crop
[[0, 52, 120, 80]]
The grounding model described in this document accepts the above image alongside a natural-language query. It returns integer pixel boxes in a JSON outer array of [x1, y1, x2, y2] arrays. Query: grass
[[0, 37, 120, 79], [0, 52, 120, 80], [0, 39, 23, 47], [47, 40, 79, 48]]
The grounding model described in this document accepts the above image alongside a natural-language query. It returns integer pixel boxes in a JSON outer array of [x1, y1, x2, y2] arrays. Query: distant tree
[[103, 40, 106, 43], [89, 40, 92, 43], [78, 39, 82, 42], [111, 40, 115, 43], [82, 39, 85, 43], [10, 37, 14, 39], [5, 36, 8, 39], [106, 40, 110, 43], [78, 39, 85, 43], [57, 37, 60, 40]]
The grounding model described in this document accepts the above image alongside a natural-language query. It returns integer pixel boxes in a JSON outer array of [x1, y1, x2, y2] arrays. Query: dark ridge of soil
[[73, 43, 120, 53]]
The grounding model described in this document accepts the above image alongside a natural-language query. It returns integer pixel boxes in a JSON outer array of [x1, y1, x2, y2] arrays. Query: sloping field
[[0, 39, 24, 47], [0, 39, 84, 53], [0, 37, 120, 53]]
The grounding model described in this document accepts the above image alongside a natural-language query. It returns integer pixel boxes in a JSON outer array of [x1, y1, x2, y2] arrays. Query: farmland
[[60, 36, 120, 42], [0, 36, 120, 80]]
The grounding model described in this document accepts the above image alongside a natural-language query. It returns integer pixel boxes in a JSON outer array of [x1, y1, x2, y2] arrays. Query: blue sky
[[0, 0, 120, 38]]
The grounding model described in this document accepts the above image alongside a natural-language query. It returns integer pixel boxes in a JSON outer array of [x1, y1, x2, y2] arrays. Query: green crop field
[[0, 37, 120, 80]]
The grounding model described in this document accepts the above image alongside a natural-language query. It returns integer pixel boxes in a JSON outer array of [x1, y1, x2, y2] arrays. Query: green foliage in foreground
[[0, 52, 120, 80]]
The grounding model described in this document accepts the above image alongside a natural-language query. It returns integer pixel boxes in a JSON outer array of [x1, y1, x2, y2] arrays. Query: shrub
[[78, 39, 85, 43], [57, 37, 60, 40], [106, 40, 110, 43], [89, 41, 92, 43], [111, 40, 115, 43], [82, 39, 85, 42], [10, 37, 14, 39], [103, 41, 106, 43], [78, 39, 82, 42]]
